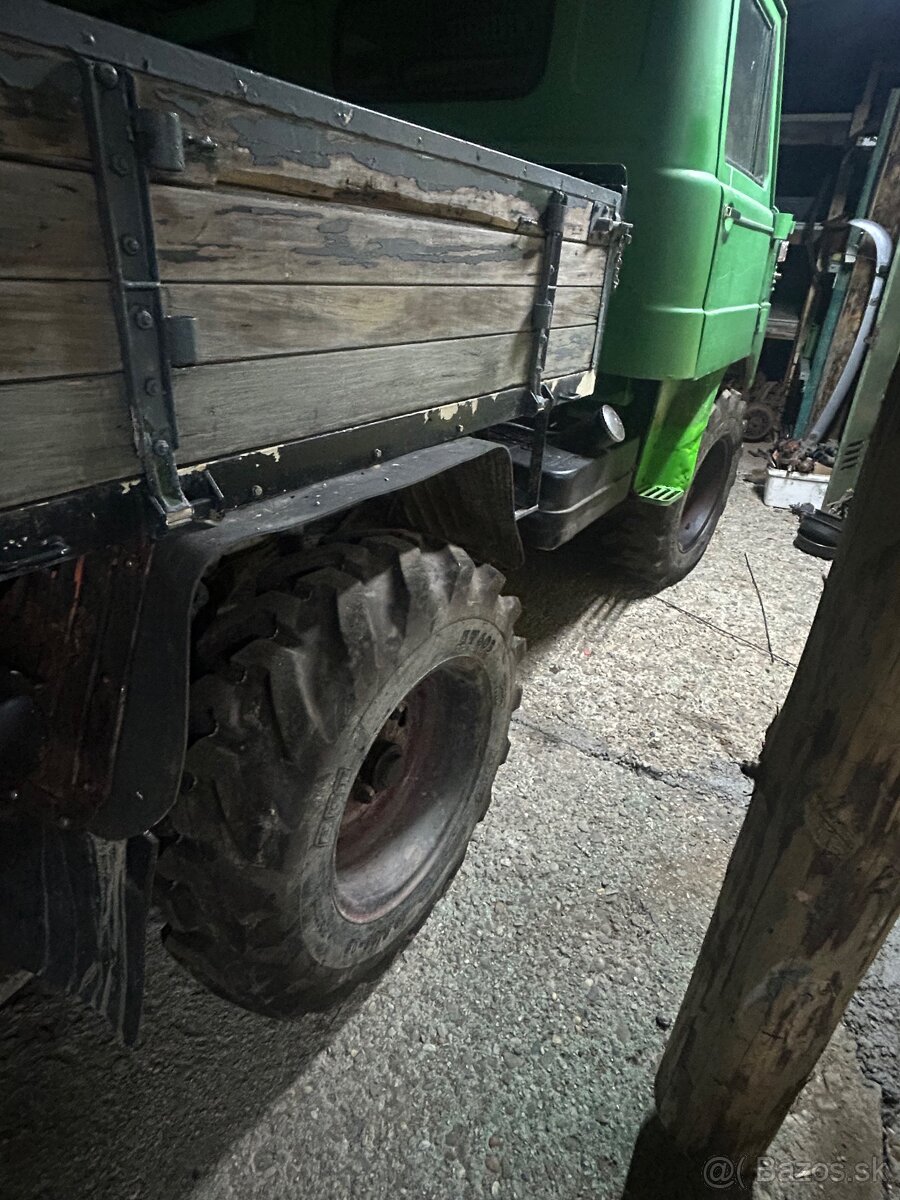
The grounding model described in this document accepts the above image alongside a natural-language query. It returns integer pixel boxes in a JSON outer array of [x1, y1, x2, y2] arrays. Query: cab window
[[334, 0, 555, 102], [726, 0, 776, 184]]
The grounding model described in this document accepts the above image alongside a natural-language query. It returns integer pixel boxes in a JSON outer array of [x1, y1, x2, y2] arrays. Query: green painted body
[[90, 0, 793, 498]]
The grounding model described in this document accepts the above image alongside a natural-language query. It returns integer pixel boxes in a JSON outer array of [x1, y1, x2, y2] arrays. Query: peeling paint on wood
[[135, 75, 596, 239]]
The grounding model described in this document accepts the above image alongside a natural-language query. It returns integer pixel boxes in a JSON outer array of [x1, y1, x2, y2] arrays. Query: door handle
[[723, 205, 774, 236]]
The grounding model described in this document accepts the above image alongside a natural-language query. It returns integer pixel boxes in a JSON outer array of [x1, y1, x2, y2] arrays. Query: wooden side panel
[[0, 34, 602, 239], [0, 36, 89, 167], [0, 34, 610, 509], [0, 325, 595, 507], [162, 283, 601, 364], [0, 161, 107, 281], [151, 183, 607, 289], [0, 282, 118, 381], [0, 276, 600, 382], [134, 74, 594, 240], [174, 325, 596, 463], [152, 184, 542, 285], [0, 336, 583, 507], [0, 373, 134, 508]]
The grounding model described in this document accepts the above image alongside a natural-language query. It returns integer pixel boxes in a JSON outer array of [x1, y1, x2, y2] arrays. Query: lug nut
[[369, 742, 405, 790]]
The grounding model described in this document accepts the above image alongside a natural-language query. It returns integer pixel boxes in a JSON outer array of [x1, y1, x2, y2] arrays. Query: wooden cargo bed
[[0, 2, 625, 516]]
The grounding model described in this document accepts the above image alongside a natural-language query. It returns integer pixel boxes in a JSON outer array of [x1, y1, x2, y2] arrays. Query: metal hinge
[[81, 59, 196, 528], [164, 315, 199, 367], [134, 108, 186, 172]]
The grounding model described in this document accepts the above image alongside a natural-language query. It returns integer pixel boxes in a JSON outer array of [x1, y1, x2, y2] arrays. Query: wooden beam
[[637, 352, 900, 1189], [779, 112, 852, 147]]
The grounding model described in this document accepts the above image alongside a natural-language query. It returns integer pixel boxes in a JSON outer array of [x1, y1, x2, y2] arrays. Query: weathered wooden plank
[[0, 34, 611, 248], [0, 325, 594, 507], [0, 160, 106, 280], [0, 36, 89, 167], [173, 325, 595, 462], [552, 288, 602, 327], [134, 74, 595, 240], [163, 283, 601, 363], [0, 373, 134, 508], [559, 241, 608, 289], [152, 182, 541, 285], [0, 273, 597, 381], [0, 281, 118, 380], [152, 183, 606, 289]]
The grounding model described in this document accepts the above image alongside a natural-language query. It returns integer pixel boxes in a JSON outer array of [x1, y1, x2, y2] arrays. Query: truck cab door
[[697, 0, 785, 378]]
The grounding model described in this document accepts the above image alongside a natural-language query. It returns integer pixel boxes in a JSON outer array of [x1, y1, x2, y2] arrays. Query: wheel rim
[[678, 439, 731, 552], [334, 657, 492, 924]]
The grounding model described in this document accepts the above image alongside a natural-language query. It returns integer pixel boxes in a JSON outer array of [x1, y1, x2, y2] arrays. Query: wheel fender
[[89, 440, 520, 839], [632, 370, 727, 504]]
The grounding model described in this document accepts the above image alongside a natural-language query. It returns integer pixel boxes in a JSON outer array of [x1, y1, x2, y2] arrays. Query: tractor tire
[[603, 388, 743, 594], [155, 533, 523, 1017]]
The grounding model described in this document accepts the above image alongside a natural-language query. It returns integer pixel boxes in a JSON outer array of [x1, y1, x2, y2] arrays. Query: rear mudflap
[[0, 818, 155, 1044]]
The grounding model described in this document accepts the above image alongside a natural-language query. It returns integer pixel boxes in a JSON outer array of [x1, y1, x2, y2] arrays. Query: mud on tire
[[155, 533, 524, 1017]]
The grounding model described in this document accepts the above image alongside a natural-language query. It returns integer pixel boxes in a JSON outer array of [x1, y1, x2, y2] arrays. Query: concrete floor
[[1, 456, 898, 1199]]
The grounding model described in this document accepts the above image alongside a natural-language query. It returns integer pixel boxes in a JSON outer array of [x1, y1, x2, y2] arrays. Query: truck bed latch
[[587, 200, 634, 247]]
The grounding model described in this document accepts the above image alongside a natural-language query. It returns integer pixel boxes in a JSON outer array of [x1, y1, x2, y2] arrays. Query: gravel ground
[[0, 457, 897, 1199]]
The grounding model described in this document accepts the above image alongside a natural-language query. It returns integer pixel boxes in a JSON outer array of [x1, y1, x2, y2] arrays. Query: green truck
[[0, 0, 790, 1036]]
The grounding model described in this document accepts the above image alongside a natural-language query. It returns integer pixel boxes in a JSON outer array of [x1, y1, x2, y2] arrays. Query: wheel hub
[[678, 439, 731, 552], [333, 660, 492, 924]]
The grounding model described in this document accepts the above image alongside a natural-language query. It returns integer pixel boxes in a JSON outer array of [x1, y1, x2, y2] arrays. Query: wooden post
[[649, 354, 900, 1179]]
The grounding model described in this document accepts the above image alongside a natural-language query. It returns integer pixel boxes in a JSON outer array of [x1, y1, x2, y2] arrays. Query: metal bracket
[[588, 200, 634, 247], [519, 191, 568, 513], [80, 59, 194, 528], [134, 108, 186, 172], [164, 315, 199, 367]]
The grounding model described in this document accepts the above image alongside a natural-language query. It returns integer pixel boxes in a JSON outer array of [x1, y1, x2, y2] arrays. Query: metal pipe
[[806, 219, 894, 444]]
